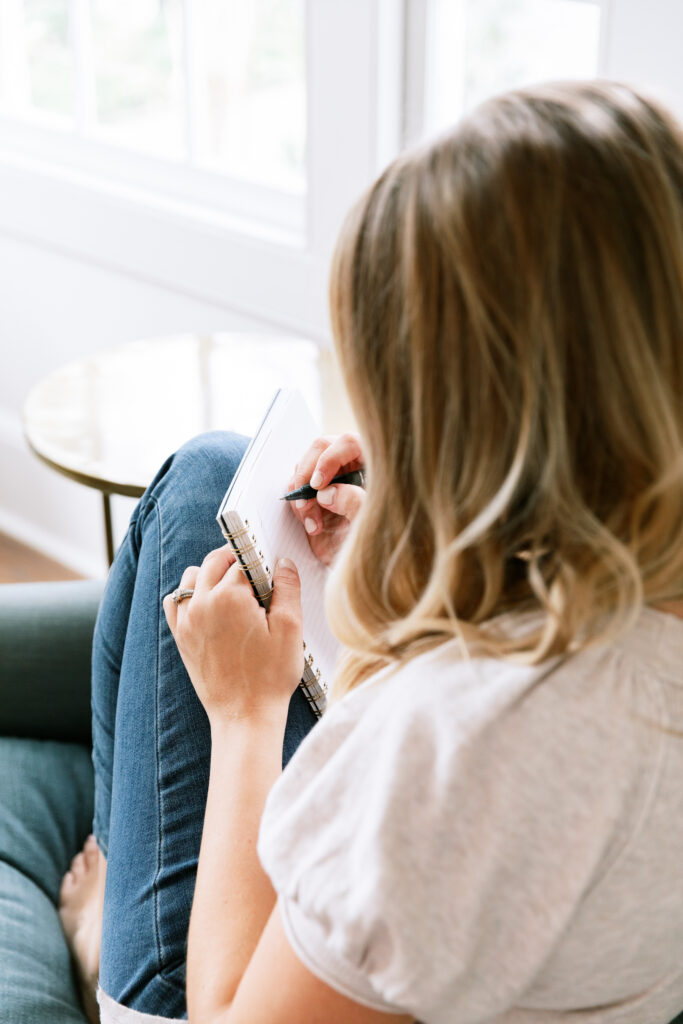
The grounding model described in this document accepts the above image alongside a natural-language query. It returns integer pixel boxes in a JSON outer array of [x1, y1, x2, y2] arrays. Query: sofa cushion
[[0, 737, 94, 1023]]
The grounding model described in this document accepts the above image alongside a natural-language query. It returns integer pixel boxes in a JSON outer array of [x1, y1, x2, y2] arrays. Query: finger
[[216, 557, 262, 600], [163, 565, 199, 632], [284, 464, 312, 517], [267, 557, 302, 639], [180, 565, 200, 590], [196, 545, 237, 592], [230, 558, 260, 591], [309, 433, 363, 489], [302, 504, 323, 537], [290, 436, 337, 490], [290, 433, 362, 521], [177, 568, 200, 615], [316, 483, 365, 521], [290, 494, 315, 519], [287, 494, 322, 540], [163, 592, 177, 634]]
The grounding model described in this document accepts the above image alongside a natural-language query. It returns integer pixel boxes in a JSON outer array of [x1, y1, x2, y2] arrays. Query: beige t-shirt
[[258, 608, 683, 1023]]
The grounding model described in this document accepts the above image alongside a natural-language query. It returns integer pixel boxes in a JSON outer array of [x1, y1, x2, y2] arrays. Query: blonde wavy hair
[[326, 80, 683, 700]]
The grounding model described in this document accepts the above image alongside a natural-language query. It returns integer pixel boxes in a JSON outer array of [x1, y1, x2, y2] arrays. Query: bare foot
[[59, 835, 107, 1024]]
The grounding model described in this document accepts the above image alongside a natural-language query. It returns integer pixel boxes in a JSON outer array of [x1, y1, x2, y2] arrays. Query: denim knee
[[124, 431, 250, 561], [143, 431, 248, 514], [167, 431, 249, 494]]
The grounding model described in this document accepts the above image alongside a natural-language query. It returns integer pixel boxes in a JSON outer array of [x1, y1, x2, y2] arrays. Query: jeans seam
[[150, 495, 167, 976]]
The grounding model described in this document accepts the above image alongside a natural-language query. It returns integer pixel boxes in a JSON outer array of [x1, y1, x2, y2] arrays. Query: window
[[2, 0, 669, 345], [2, 0, 74, 122], [0, 3, 391, 339], [413, 0, 604, 140], [0, 0, 306, 229]]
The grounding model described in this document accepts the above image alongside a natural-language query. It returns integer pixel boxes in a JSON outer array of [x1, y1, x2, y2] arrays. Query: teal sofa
[[1, 579, 683, 1024], [0, 580, 102, 1024]]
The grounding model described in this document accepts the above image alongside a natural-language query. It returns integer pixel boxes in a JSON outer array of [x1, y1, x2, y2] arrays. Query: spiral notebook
[[216, 389, 340, 717]]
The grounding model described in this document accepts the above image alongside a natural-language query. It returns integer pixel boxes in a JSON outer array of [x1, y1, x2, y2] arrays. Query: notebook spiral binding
[[218, 510, 327, 718]]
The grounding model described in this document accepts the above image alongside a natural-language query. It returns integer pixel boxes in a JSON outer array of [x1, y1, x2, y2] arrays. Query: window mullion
[[70, 0, 94, 136], [181, 0, 198, 164], [1, 0, 30, 110], [375, 0, 406, 171], [597, 0, 613, 76], [425, 0, 468, 135], [401, 0, 429, 148]]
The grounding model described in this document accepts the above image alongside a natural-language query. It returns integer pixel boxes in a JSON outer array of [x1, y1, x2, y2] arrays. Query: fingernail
[[310, 470, 323, 488], [304, 517, 317, 534], [316, 486, 335, 506], [295, 499, 307, 510], [277, 557, 296, 571]]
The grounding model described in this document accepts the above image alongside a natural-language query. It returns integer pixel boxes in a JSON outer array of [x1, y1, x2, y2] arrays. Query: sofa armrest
[[0, 580, 104, 746]]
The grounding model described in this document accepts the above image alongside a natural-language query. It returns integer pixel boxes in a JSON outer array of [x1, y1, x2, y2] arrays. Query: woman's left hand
[[163, 547, 304, 727]]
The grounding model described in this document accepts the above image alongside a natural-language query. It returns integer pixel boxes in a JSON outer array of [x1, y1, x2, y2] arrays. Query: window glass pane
[[0, 0, 73, 121], [26, 0, 72, 116], [91, 0, 185, 158], [193, 0, 306, 192], [429, 0, 602, 133]]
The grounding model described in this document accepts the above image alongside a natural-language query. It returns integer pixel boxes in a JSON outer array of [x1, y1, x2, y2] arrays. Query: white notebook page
[[217, 390, 341, 691]]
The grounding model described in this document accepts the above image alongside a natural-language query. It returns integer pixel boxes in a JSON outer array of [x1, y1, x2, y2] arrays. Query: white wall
[[604, 0, 683, 119]]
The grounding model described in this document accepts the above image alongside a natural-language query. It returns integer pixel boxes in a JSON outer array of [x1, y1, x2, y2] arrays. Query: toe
[[59, 869, 75, 902], [84, 836, 99, 866]]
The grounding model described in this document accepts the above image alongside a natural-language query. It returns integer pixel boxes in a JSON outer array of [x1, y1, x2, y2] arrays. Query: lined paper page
[[217, 390, 341, 690]]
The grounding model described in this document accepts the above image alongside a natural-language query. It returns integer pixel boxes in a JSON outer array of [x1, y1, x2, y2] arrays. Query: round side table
[[23, 333, 342, 564]]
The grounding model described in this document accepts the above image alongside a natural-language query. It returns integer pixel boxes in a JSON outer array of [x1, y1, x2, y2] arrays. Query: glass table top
[[23, 333, 349, 496]]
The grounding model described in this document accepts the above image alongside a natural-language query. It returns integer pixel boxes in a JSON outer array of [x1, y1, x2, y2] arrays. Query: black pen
[[281, 469, 366, 502]]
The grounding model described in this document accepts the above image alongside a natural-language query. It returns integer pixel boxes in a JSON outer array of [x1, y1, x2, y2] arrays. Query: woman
[[59, 80, 683, 1023]]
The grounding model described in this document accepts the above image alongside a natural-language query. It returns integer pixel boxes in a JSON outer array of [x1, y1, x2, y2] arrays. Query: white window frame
[[0, 0, 405, 341], [0, 0, 308, 235], [403, 0, 612, 148]]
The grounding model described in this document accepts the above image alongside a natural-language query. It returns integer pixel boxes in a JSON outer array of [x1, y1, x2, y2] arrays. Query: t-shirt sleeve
[[257, 654, 652, 1022]]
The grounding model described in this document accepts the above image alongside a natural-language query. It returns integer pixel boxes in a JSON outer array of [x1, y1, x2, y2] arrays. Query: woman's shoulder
[[334, 603, 681, 741]]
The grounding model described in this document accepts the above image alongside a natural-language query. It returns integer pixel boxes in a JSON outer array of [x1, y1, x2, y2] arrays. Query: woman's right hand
[[288, 433, 366, 567]]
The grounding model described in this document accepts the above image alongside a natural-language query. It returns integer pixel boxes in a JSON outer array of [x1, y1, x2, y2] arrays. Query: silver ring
[[171, 587, 195, 605]]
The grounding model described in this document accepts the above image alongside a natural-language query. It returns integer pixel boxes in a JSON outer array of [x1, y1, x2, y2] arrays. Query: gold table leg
[[103, 493, 115, 566]]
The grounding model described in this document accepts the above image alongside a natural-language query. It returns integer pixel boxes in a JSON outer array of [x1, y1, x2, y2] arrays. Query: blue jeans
[[92, 432, 318, 1018]]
